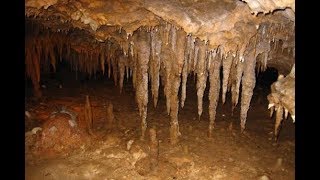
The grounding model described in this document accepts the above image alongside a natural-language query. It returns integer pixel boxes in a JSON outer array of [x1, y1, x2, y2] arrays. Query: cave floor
[[25, 77, 295, 180]]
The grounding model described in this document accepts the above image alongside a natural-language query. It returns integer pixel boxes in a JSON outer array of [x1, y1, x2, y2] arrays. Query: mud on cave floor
[[25, 77, 295, 180]]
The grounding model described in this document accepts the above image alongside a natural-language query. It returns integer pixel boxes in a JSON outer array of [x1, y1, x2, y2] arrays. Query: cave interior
[[25, 0, 295, 179]]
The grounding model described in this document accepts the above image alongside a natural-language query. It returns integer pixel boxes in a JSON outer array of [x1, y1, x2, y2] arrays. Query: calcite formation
[[25, 0, 295, 143], [267, 64, 295, 141]]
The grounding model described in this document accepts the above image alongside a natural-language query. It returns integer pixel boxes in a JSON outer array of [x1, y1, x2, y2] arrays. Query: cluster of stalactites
[[25, 20, 294, 140], [25, 31, 72, 97], [255, 22, 295, 74]]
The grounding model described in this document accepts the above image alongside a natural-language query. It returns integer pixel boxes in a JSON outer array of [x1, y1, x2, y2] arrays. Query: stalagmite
[[222, 53, 233, 104], [149, 128, 159, 169], [106, 102, 115, 130], [208, 50, 221, 138], [195, 39, 207, 120], [84, 95, 93, 135], [240, 49, 256, 133], [132, 30, 150, 140]]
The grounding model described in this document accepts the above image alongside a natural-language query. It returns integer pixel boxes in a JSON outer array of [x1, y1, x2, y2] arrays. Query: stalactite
[[240, 48, 256, 133], [262, 51, 268, 72], [163, 23, 171, 45], [208, 50, 221, 138], [221, 53, 233, 104], [195, 39, 207, 120], [118, 55, 126, 94], [132, 54, 137, 89], [40, 39, 49, 73], [170, 26, 177, 51], [274, 105, 283, 141], [25, 39, 42, 98], [228, 55, 237, 93], [49, 46, 56, 72], [34, 40, 41, 84], [187, 35, 195, 73], [100, 46, 105, 74], [112, 55, 118, 86], [92, 52, 99, 78], [193, 43, 199, 75], [158, 26, 172, 115], [284, 108, 289, 120], [169, 28, 186, 144], [88, 52, 93, 77], [180, 36, 190, 108], [57, 36, 63, 62], [126, 66, 129, 81], [132, 30, 150, 140], [161, 45, 172, 116], [231, 54, 244, 115], [107, 42, 112, 78], [150, 27, 162, 108], [66, 41, 71, 59]]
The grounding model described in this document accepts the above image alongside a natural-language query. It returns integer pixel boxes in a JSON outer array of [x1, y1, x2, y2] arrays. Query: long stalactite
[[169, 28, 186, 144], [132, 29, 151, 140], [195, 39, 208, 121]]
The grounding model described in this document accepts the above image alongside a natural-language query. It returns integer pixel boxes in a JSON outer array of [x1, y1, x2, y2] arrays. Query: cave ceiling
[[25, 0, 295, 73]]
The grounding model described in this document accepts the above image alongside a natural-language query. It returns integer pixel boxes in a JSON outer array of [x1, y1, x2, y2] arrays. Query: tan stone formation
[[267, 64, 294, 141], [241, 0, 295, 15], [25, 0, 295, 143]]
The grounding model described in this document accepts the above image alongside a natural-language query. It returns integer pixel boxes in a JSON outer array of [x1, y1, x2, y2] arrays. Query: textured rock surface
[[267, 64, 295, 140]]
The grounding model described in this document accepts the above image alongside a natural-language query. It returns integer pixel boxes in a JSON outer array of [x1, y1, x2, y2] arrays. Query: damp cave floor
[[25, 78, 295, 180]]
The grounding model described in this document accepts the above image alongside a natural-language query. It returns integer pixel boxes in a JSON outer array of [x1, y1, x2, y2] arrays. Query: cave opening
[[252, 67, 279, 104]]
